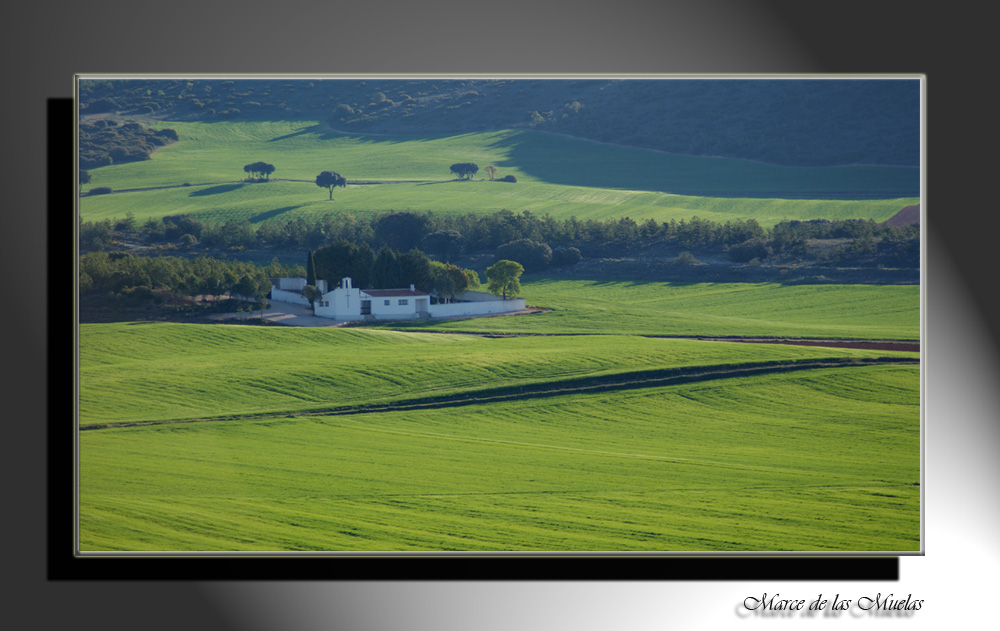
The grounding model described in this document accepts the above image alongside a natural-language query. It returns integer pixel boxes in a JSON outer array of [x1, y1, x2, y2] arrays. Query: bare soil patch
[[884, 204, 920, 227]]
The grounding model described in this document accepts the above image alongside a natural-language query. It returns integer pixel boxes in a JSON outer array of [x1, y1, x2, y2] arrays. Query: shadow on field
[[249, 206, 300, 223], [268, 125, 323, 142], [484, 131, 919, 200], [416, 180, 463, 186], [189, 183, 245, 196]]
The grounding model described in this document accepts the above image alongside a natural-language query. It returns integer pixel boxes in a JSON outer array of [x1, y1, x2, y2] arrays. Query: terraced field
[[79, 123, 919, 225]]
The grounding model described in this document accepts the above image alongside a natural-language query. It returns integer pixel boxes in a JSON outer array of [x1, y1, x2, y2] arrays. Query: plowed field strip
[[80, 356, 917, 431]]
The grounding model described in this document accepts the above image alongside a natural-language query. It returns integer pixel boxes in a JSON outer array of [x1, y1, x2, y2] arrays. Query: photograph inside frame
[[75, 75, 922, 554]]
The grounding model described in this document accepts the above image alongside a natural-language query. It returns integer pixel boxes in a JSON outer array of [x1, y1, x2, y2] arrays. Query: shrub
[[727, 238, 773, 263], [498, 175, 517, 183], [85, 98, 117, 113], [670, 251, 702, 266], [551, 246, 582, 267], [154, 128, 179, 141], [496, 238, 552, 273]]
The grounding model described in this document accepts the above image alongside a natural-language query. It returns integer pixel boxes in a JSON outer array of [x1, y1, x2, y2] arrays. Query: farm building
[[270, 277, 526, 321]]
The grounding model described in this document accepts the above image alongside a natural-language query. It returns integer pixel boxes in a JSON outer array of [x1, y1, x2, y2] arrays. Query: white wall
[[428, 297, 525, 318], [275, 277, 306, 291], [270, 287, 312, 306], [366, 293, 422, 319], [315, 286, 362, 319], [456, 289, 511, 302], [276, 280, 524, 321], [271, 278, 329, 307]]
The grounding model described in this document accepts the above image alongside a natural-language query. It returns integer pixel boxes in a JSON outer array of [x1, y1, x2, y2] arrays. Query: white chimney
[[410, 283, 415, 292]]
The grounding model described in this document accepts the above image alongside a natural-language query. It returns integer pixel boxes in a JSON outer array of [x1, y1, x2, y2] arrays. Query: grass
[[76, 119, 921, 552], [79, 364, 919, 551], [79, 122, 919, 226], [381, 278, 921, 339], [77, 279, 920, 552], [78, 321, 915, 426]]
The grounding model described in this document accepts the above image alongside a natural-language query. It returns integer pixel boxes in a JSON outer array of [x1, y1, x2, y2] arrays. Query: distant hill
[[79, 78, 920, 168]]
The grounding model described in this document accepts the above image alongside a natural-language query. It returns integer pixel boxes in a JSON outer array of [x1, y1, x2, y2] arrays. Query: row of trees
[[308, 242, 481, 302], [81, 209, 920, 270], [78, 252, 291, 309], [450, 162, 516, 182], [304, 241, 524, 302]]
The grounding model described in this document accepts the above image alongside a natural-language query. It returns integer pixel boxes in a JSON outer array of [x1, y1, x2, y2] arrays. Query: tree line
[[308, 242, 482, 303], [81, 209, 920, 271], [78, 252, 302, 309]]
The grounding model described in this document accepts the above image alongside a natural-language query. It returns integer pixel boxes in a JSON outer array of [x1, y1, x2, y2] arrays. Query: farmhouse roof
[[362, 288, 429, 297]]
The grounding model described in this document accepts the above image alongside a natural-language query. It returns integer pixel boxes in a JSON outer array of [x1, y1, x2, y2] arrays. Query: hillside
[[79, 323, 918, 551], [79, 77, 920, 168], [78, 123, 919, 228]]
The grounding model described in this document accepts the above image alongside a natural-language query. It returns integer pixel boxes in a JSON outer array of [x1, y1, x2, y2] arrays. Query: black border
[[54, 95, 900, 582]]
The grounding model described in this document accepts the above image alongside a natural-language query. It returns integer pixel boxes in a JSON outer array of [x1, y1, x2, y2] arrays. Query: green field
[[79, 320, 916, 427], [78, 277, 921, 551], [77, 118, 921, 552], [383, 278, 921, 339], [80, 363, 919, 551], [79, 122, 918, 226]]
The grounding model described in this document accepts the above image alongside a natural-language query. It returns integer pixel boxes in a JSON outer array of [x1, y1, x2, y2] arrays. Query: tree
[[495, 238, 552, 273], [398, 248, 433, 292], [430, 261, 471, 303], [421, 229, 463, 260], [316, 170, 347, 200], [301, 284, 323, 315], [244, 161, 275, 181], [371, 246, 404, 288], [551, 246, 582, 267], [79, 169, 91, 189], [375, 211, 429, 251], [485, 259, 523, 299], [233, 273, 270, 313], [483, 165, 497, 181], [306, 250, 317, 286], [449, 162, 479, 180]]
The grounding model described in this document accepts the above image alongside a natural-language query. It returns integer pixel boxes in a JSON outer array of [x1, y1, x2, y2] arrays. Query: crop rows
[[79, 364, 919, 551]]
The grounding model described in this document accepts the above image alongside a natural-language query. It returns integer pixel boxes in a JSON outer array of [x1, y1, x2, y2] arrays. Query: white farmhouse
[[270, 277, 526, 322]]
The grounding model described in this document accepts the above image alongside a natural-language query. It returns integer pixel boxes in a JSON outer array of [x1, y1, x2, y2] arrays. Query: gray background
[[4, 0, 993, 628]]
